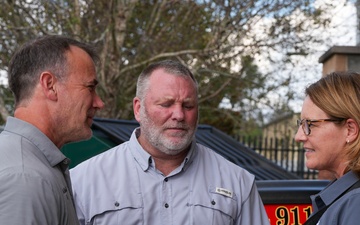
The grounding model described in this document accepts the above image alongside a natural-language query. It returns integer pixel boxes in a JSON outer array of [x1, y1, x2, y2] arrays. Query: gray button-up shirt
[[0, 117, 79, 225], [71, 128, 269, 225], [310, 170, 360, 224]]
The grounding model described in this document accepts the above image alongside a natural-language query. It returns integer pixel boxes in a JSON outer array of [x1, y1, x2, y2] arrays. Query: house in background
[[262, 112, 300, 143], [259, 113, 306, 178]]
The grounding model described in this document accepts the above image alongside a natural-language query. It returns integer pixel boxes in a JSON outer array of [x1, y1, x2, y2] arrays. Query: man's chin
[[163, 141, 191, 154], [163, 148, 186, 156], [76, 128, 93, 142], [86, 117, 94, 126]]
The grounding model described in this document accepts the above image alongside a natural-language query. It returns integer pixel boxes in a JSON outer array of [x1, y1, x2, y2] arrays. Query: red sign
[[265, 204, 312, 225]]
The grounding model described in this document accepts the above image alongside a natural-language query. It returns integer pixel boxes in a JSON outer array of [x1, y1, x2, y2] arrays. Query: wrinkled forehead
[[146, 71, 197, 99], [149, 68, 197, 88]]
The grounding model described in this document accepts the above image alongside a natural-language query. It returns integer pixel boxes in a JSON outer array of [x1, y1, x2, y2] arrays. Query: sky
[[251, 0, 358, 116], [0, 70, 6, 85], [219, 0, 358, 120], [285, 0, 357, 112]]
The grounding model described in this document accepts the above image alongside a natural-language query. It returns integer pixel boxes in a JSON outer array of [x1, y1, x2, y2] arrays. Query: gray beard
[[139, 107, 195, 155]]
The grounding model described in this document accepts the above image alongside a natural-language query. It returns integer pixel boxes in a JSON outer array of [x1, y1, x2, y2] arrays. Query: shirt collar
[[4, 116, 68, 168], [181, 141, 196, 171], [313, 170, 360, 206]]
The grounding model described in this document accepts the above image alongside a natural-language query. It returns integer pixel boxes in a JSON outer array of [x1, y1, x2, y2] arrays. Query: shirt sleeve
[[237, 181, 270, 225], [0, 171, 60, 225]]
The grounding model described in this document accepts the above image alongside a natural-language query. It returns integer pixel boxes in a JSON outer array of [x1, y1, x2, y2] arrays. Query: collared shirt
[[71, 128, 269, 225], [0, 117, 79, 225], [309, 171, 360, 224]]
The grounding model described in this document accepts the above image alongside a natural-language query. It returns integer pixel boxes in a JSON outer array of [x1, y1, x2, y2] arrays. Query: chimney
[[318, 46, 360, 76]]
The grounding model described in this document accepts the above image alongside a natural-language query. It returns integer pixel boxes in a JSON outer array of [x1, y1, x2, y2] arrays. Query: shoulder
[[70, 142, 133, 191], [194, 143, 256, 195], [0, 142, 60, 190], [0, 168, 59, 211], [0, 167, 54, 189], [71, 142, 130, 172], [323, 188, 360, 224], [192, 143, 259, 208], [335, 187, 360, 206], [195, 143, 254, 177], [0, 169, 62, 224]]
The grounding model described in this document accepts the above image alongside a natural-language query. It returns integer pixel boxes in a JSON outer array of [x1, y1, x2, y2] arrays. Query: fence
[[236, 136, 318, 179]]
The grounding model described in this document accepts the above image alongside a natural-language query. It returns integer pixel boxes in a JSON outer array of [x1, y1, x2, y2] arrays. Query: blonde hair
[[306, 72, 360, 174]]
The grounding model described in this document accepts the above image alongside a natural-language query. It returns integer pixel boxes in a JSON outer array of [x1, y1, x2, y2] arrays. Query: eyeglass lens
[[297, 119, 310, 135], [303, 120, 309, 135]]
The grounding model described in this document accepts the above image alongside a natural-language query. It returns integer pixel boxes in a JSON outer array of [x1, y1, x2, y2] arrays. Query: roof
[[91, 118, 300, 180]]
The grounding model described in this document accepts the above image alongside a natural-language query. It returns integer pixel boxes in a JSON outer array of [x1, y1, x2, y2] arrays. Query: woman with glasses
[[295, 71, 360, 225]]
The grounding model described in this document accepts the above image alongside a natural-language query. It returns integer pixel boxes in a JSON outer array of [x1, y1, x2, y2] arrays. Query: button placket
[[163, 177, 170, 210]]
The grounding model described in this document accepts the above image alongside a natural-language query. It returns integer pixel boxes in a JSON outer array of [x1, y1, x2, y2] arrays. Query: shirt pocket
[[188, 187, 237, 225], [87, 193, 143, 225]]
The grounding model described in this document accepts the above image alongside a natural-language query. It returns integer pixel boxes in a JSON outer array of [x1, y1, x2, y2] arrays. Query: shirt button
[[114, 202, 120, 207], [164, 203, 169, 208], [63, 158, 70, 165], [164, 178, 168, 182], [211, 200, 216, 205]]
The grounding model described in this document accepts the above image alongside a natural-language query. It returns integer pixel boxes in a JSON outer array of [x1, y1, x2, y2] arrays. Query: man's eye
[[184, 105, 194, 109], [160, 103, 171, 107], [88, 85, 96, 91]]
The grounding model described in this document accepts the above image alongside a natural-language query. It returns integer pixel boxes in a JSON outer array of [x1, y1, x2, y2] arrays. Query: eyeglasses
[[296, 118, 345, 136]]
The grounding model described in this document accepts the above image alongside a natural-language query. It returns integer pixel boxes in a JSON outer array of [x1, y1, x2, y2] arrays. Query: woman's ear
[[39, 72, 58, 101], [346, 118, 359, 143]]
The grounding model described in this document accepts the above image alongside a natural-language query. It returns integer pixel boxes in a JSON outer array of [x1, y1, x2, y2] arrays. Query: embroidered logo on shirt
[[216, 187, 233, 198]]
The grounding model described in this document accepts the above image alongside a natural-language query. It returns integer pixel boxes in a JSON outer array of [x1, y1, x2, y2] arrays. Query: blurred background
[[1, 0, 359, 179]]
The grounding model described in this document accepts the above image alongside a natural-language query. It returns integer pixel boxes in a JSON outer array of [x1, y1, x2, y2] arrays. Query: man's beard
[[139, 106, 196, 155]]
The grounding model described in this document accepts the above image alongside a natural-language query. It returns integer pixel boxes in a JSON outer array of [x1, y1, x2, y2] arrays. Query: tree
[[0, 0, 349, 135], [0, 84, 12, 124]]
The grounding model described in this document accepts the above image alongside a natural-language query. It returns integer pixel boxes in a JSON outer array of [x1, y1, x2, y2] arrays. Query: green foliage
[[0, 84, 13, 124]]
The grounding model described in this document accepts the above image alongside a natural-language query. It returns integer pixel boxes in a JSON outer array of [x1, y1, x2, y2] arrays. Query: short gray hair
[[8, 35, 98, 107], [136, 60, 198, 100]]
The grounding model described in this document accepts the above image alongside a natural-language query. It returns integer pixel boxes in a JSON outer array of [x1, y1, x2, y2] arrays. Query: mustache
[[87, 109, 97, 118], [164, 123, 189, 130]]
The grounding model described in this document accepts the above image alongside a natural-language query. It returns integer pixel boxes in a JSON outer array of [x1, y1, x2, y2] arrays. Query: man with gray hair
[[71, 60, 269, 225], [0, 35, 104, 225]]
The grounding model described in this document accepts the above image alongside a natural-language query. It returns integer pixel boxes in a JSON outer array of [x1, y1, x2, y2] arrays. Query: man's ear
[[346, 118, 359, 143], [39, 72, 58, 101], [133, 97, 141, 122]]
